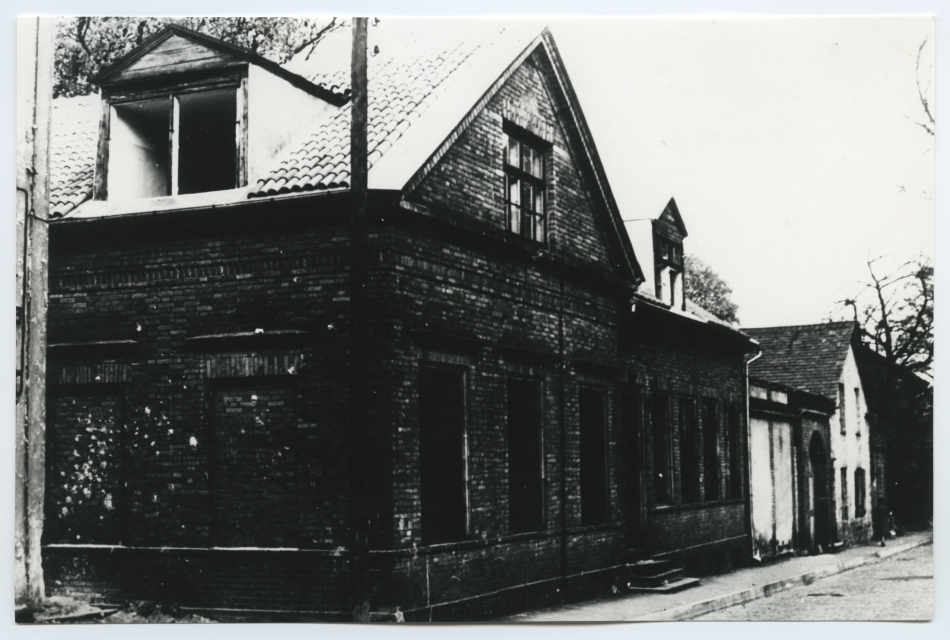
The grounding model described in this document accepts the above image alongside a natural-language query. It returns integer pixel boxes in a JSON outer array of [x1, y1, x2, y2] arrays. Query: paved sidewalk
[[505, 530, 933, 622]]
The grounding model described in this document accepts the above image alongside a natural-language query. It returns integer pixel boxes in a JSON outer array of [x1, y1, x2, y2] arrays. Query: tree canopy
[[842, 256, 933, 380], [54, 17, 344, 98], [683, 254, 739, 324]]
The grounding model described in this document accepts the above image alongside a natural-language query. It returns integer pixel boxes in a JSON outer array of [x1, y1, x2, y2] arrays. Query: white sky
[[549, 17, 935, 328]]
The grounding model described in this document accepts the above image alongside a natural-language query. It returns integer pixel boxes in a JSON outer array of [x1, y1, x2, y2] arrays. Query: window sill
[[649, 498, 745, 514]]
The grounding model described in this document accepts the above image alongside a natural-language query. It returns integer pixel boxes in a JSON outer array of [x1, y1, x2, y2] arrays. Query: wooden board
[[110, 35, 242, 83]]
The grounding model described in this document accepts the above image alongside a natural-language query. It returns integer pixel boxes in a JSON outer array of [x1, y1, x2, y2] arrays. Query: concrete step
[[626, 567, 685, 588], [627, 558, 677, 576], [627, 576, 701, 594]]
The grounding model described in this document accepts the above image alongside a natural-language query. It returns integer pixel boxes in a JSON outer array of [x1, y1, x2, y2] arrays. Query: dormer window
[[654, 236, 684, 308], [106, 85, 242, 199], [503, 126, 546, 242]]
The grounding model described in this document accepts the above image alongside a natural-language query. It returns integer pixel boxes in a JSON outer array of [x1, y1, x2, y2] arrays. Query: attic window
[[654, 236, 684, 308], [503, 127, 546, 242], [106, 86, 242, 200]]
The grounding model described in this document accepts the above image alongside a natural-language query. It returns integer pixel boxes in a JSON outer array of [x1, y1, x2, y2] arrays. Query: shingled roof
[[744, 321, 857, 400], [46, 31, 494, 214]]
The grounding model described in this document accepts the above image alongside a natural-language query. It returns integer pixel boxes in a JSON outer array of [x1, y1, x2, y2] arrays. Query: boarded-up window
[[725, 403, 743, 499], [419, 366, 468, 544], [579, 387, 609, 525], [651, 394, 672, 505], [679, 398, 701, 504], [212, 382, 297, 547], [47, 387, 125, 544], [854, 468, 867, 518], [702, 399, 721, 501], [507, 377, 544, 534], [840, 466, 849, 521]]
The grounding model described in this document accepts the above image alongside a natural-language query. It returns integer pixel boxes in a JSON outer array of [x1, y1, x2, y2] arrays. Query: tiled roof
[[250, 42, 480, 197], [49, 94, 100, 218], [744, 321, 857, 399], [46, 39, 483, 215]]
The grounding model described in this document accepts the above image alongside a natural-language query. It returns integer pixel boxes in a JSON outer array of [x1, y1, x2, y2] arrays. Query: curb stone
[[632, 535, 933, 621]]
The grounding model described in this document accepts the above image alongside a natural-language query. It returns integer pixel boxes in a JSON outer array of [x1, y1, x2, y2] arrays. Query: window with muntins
[[507, 377, 544, 534], [702, 399, 721, 501], [503, 128, 546, 242], [838, 383, 847, 434], [651, 394, 673, 506], [725, 403, 743, 499], [854, 387, 861, 436], [653, 236, 684, 307], [840, 466, 849, 521], [107, 85, 241, 200], [679, 398, 701, 504], [419, 365, 469, 544], [579, 387, 609, 526], [854, 468, 867, 518]]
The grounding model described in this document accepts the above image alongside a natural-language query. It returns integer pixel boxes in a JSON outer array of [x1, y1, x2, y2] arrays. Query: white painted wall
[[247, 65, 339, 183], [830, 346, 872, 539]]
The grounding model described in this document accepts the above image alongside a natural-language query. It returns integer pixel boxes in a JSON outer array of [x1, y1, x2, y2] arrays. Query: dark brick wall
[[43, 46, 752, 617]]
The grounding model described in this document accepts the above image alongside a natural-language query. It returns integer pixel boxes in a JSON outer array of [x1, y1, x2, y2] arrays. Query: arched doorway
[[808, 432, 831, 551]]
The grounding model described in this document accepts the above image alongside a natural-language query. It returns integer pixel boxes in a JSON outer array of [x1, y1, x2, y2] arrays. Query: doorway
[[808, 432, 831, 551]]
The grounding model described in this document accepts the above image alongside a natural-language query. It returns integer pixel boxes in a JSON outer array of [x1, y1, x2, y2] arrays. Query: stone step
[[627, 576, 701, 594], [626, 558, 677, 576], [626, 567, 685, 589]]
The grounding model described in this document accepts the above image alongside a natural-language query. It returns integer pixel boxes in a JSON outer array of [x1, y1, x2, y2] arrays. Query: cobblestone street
[[695, 543, 933, 621]]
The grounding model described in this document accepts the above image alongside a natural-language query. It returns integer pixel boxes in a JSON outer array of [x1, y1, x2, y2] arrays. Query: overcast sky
[[359, 16, 934, 328], [548, 17, 935, 328]]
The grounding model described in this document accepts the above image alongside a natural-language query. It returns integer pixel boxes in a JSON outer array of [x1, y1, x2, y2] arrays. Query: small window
[[503, 129, 546, 242], [854, 468, 867, 518], [579, 387, 609, 525], [507, 377, 544, 534], [838, 383, 846, 435], [419, 365, 468, 544], [108, 87, 240, 200], [679, 398, 701, 504], [702, 399, 721, 501], [854, 388, 861, 435], [840, 466, 849, 521], [651, 394, 672, 505]]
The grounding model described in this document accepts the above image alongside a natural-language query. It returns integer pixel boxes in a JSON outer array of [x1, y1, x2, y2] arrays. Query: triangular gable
[[375, 28, 643, 285], [94, 25, 345, 105], [658, 197, 688, 238]]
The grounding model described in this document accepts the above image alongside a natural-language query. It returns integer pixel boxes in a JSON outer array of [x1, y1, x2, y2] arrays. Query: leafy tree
[[54, 17, 344, 98], [683, 254, 739, 324]]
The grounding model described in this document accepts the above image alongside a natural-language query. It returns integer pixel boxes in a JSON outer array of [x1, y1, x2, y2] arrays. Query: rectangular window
[[679, 398, 701, 504], [838, 383, 846, 434], [212, 381, 297, 547], [702, 399, 721, 501], [579, 387, 609, 525], [725, 403, 743, 499], [419, 365, 468, 544], [854, 468, 867, 518], [854, 387, 861, 436], [651, 394, 672, 505], [503, 128, 545, 242], [507, 377, 544, 534], [108, 87, 240, 200], [840, 466, 849, 522]]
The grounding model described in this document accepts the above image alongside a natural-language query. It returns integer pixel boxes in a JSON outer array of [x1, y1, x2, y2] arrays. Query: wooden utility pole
[[15, 16, 54, 617], [348, 16, 371, 622]]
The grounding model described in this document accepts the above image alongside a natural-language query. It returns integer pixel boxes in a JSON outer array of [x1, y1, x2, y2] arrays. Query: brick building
[[745, 322, 874, 546], [43, 24, 757, 619], [748, 378, 835, 558]]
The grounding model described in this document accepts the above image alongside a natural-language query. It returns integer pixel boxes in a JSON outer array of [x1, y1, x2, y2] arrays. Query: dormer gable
[[91, 26, 342, 205], [652, 198, 687, 310]]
